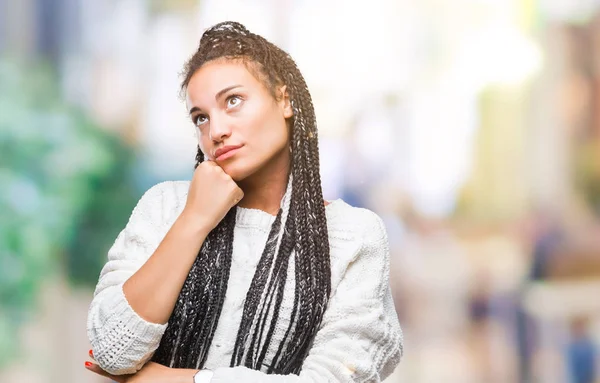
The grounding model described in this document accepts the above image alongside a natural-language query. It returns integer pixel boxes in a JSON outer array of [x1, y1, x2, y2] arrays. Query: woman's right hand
[[181, 161, 244, 231]]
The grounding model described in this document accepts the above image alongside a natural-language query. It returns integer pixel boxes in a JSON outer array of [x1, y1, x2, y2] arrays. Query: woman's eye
[[227, 96, 242, 108], [194, 115, 208, 126]]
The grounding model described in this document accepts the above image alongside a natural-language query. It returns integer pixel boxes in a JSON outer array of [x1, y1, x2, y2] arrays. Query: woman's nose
[[209, 115, 232, 143]]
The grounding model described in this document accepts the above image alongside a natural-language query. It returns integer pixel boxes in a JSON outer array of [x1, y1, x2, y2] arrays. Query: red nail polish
[[89, 349, 93, 357], [85, 361, 93, 368]]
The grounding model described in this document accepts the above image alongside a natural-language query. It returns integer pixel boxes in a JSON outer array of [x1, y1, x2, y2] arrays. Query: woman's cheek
[[199, 134, 211, 156]]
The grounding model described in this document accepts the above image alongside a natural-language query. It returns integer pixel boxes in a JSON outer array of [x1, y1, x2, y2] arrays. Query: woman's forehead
[[185, 60, 273, 105], [190, 61, 256, 88], [186, 63, 248, 99]]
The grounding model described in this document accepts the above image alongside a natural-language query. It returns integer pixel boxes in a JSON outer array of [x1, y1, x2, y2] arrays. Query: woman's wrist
[[173, 368, 200, 383], [177, 209, 213, 237]]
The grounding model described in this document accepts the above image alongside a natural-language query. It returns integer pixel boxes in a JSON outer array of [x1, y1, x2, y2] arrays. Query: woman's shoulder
[[325, 199, 387, 246], [325, 200, 391, 293]]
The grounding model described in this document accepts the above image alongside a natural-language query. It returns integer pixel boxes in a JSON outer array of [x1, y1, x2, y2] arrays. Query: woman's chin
[[219, 163, 251, 182]]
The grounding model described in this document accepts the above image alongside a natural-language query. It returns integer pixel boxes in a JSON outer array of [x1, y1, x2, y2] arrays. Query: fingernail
[[89, 349, 93, 358], [85, 361, 93, 368]]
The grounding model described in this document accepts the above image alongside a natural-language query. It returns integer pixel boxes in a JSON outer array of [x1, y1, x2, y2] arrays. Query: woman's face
[[186, 60, 293, 182]]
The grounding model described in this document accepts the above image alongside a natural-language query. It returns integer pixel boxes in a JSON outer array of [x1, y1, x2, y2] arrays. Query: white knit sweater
[[87, 181, 403, 382]]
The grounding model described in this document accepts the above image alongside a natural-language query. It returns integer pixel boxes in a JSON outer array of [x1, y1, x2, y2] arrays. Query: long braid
[[232, 208, 285, 367], [250, 210, 294, 368], [151, 207, 236, 368], [269, 63, 330, 372], [153, 21, 331, 375]]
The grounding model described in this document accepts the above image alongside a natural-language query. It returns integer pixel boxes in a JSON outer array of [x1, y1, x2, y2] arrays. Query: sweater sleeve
[[210, 213, 404, 383], [86, 182, 176, 375]]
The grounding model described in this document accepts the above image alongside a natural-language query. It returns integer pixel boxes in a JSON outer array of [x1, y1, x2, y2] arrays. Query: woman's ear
[[278, 85, 293, 118]]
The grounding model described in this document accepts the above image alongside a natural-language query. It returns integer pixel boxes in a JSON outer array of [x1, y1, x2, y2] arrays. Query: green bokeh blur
[[0, 59, 138, 367]]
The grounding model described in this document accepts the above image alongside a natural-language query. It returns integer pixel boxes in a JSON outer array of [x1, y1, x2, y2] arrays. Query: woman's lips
[[215, 145, 243, 161]]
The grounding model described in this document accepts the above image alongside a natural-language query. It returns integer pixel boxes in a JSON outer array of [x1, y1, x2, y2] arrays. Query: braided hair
[[151, 21, 331, 375]]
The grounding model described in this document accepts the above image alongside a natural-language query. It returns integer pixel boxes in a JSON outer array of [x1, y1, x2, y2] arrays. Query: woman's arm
[[122, 211, 210, 325], [122, 162, 242, 326], [209, 212, 403, 383], [87, 181, 201, 375], [88, 164, 244, 375]]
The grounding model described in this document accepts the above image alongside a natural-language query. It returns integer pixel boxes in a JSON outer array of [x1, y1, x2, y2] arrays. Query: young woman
[[85, 21, 403, 383]]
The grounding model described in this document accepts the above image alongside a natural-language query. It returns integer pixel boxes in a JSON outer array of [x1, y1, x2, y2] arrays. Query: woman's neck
[[237, 153, 290, 216], [237, 180, 287, 216]]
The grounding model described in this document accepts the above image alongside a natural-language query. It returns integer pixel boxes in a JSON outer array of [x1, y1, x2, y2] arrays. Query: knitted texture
[[87, 181, 403, 381]]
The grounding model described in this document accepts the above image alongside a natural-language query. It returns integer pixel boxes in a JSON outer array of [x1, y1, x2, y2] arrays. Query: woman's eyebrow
[[188, 85, 243, 115], [215, 84, 242, 100]]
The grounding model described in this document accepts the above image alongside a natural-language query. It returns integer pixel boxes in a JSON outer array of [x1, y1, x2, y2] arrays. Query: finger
[[235, 190, 244, 203], [84, 362, 127, 383], [88, 349, 95, 361]]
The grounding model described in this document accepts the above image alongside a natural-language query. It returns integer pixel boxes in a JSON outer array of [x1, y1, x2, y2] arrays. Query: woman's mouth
[[215, 144, 243, 161]]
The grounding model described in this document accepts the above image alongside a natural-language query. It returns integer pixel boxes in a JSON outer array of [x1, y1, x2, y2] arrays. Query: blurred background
[[1, 0, 600, 382]]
